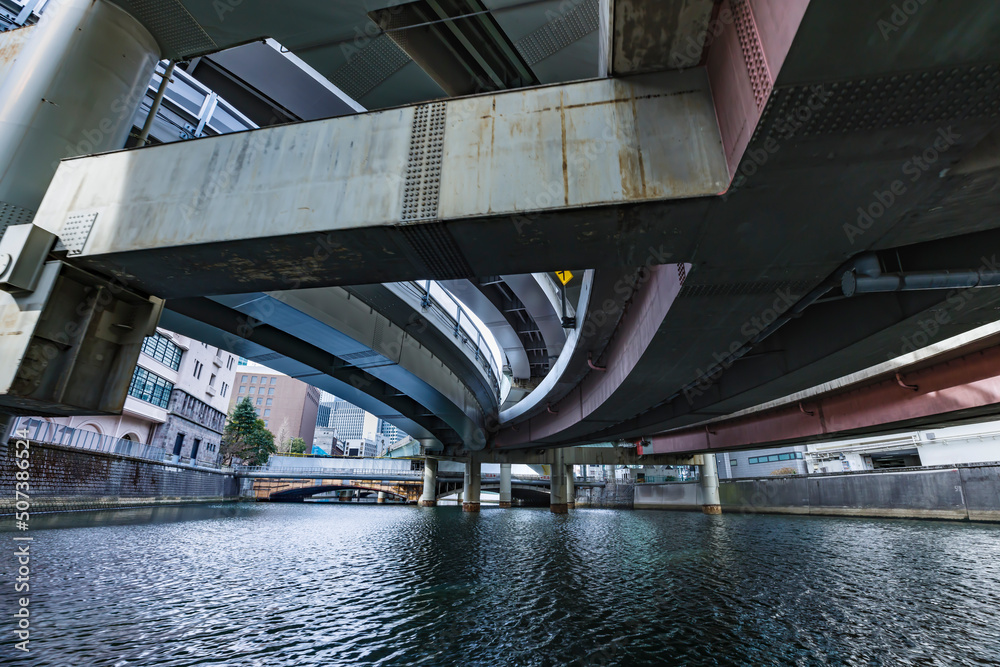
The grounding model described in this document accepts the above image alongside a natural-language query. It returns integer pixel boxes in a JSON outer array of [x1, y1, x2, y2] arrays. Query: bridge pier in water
[[499, 464, 512, 508], [550, 450, 568, 514], [419, 458, 437, 507], [377, 492, 385, 504], [700, 455, 722, 515], [463, 457, 481, 512], [566, 465, 576, 510]]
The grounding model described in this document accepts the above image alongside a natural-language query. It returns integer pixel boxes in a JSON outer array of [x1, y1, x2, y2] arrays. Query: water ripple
[[1, 505, 999, 665]]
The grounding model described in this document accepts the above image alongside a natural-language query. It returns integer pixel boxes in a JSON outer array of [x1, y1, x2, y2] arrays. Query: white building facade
[[806, 421, 1000, 473], [46, 329, 237, 465]]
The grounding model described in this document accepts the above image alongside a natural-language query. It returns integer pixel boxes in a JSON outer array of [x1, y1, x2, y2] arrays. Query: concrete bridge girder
[[207, 285, 498, 449], [440, 273, 569, 385], [159, 300, 454, 448], [645, 329, 1000, 456], [497, 263, 687, 445], [29, 69, 728, 298]]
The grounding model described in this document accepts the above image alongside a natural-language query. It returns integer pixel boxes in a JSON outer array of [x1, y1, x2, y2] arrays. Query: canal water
[[2, 504, 999, 666]]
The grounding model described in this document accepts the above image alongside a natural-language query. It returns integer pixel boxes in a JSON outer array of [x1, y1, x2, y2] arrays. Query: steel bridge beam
[[30, 69, 728, 298], [644, 334, 1000, 455]]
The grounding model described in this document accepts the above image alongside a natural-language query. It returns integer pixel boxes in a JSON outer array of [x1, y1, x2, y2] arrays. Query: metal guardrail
[[633, 476, 684, 484], [9, 417, 170, 464], [138, 61, 257, 143], [394, 281, 502, 400], [0, 0, 44, 29], [234, 466, 590, 483], [239, 466, 426, 477]]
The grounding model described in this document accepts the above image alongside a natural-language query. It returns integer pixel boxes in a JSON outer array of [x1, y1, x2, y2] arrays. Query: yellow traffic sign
[[555, 270, 574, 285]]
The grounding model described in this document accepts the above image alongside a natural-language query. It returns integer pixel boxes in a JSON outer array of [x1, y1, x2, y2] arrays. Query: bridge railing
[[237, 466, 427, 477], [393, 281, 502, 401], [235, 466, 588, 482]]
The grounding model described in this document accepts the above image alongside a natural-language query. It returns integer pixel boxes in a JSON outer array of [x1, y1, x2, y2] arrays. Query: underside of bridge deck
[[2, 0, 1000, 458]]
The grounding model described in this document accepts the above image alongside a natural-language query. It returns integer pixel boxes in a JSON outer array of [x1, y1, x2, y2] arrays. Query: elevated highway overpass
[[2, 0, 1000, 512]]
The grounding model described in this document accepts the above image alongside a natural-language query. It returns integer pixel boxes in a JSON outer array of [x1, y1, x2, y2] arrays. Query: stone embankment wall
[[634, 464, 1000, 522], [0, 438, 238, 514]]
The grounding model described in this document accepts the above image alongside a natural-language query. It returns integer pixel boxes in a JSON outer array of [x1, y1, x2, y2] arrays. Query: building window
[[264, 409, 270, 417], [264, 420, 268, 428], [730, 460, 738, 466], [270, 377, 277, 385], [251, 376, 258, 383], [141, 333, 182, 370], [268, 388, 275, 395], [256, 398, 263, 406], [749, 454, 799, 465], [221, 382, 228, 397], [239, 386, 246, 394], [128, 367, 174, 409], [248, 387, 256, 394], [266, 398, 273, 406], [227, 356, 234, 370], [192, 360, 203, 379], [209, 373, 216, 387], [242, 375, 248, 383]]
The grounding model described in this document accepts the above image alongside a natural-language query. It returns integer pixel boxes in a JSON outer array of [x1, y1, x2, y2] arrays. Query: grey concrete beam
[[31, 69, 727, 297], [203, 287, 496, 449], [608, 0, 719, 75]]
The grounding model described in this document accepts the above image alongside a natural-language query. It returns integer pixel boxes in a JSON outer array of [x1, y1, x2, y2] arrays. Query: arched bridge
[[238, 459, 605, 505]]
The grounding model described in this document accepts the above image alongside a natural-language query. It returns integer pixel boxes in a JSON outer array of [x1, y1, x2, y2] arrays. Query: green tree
[[288, 437, 307, 455], [222, 398, 276, 466]]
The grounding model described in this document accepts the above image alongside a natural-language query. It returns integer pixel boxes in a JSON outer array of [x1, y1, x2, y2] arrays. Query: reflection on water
[[1, 504, 999, 666]]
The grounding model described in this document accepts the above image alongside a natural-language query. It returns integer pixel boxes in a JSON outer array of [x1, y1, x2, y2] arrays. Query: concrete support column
[[419, 458, 438, 507], [0, 0, 160, 218], [0, 413, 14, 454], [377, 491, 386, 504], [565, 464, 576, 509], [499, 463, 512, 508], [550, 449, 568, 514], [700, 454, 722, 515], [456, 490, 462, 505], [463, 456, 481, 512]]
